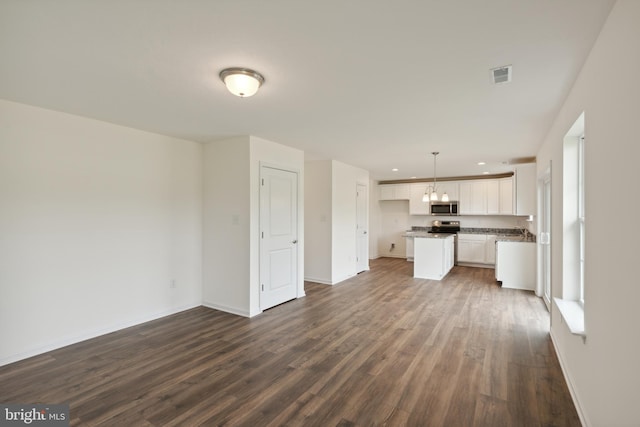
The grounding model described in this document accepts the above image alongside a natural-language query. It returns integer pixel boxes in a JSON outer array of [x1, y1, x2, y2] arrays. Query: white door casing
[[356, 183, 368, 273], [539, 166, 552, 309], [260, 166, 298, 310]]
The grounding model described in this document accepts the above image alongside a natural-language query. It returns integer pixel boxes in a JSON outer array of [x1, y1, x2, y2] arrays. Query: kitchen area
[[375, 163, 537, 290]]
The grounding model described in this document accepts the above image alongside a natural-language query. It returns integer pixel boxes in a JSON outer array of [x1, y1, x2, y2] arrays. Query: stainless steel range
[[429, 220, 461, 265]]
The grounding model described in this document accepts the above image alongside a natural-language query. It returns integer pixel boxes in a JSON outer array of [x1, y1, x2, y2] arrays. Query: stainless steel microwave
[[430, 201, 459, 216]]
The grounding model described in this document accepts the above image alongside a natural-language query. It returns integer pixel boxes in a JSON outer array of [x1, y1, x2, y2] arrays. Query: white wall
[[378, 201, 411, 258], [0, 100, 203, 366], [202, 137, 250, 316], [368, 179, 381, 259], [536, 1, 640, 425], [203, 135, 305, 318], [303, 160, 369, 285], [331, 160, 369, 284], [304, 160, 332, 283]]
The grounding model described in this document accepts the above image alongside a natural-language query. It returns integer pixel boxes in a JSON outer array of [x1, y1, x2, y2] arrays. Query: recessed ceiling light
[[411, 176, 417, 179], [392, 168, 399, 172], [483, 171, 490, 175], [477, 162, 486, 166]]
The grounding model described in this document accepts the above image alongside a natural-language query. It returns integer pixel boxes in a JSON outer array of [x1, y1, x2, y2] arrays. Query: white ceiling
[[0, 0, 615, 180]]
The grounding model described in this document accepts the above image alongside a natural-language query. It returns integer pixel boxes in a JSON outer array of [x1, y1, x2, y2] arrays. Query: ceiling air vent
[[491, 65, 512, 84]]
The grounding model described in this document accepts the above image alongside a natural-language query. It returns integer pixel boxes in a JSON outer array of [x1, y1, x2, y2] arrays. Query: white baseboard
[[304, 276, 334, 285], [456, 262, 494, 269], [202, 301, 251, 318], [549, 329, 589, 427], [0, 303, 201, 367], [380, 254, 406, 259]]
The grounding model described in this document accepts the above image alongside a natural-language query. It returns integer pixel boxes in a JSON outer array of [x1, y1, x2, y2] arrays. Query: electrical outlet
[[391, 243, 395, 251]]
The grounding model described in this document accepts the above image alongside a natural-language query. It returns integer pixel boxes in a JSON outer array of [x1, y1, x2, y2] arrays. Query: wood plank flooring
[[0, 258, 580, 426]]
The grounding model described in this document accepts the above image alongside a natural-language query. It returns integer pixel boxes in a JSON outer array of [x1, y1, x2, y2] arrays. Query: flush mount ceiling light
[[219, 67, 265, 97]]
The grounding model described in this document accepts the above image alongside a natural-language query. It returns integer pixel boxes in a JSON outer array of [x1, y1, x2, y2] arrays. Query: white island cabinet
[[414, 235, 455, 280]]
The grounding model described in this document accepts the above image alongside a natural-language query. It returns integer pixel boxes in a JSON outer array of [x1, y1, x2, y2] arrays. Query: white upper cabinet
[[459, 180, 487, 215], [387, 175, 518, 216], [515, 164, 536, 216], [461, 178, 513, 215], [438, 181, 459, 202], [499, 178, 514, 215], [379, 184, 411, 201], [486, 180, 500, 214], [409, 183, 430, 215], [487, 177, 513, 215]]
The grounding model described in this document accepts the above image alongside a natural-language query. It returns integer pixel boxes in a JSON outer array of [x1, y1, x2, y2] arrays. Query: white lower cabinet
[[458, 233, 496, 266], [485, 235, 497, 264], [406, 237, 414, 260], [495, 241, 536, 290]]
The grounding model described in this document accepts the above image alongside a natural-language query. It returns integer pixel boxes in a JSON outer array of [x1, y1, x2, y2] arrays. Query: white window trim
[[558, 115, 585, 339], [554, 298, 585, 336], [578, 135, 585, 306]]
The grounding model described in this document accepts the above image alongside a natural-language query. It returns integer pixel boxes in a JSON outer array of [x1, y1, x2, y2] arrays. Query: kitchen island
[[413, 234, 455, 280]]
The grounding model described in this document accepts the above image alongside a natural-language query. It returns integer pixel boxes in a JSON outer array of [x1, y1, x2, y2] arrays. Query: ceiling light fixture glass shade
[[219, 67, 265, 97]]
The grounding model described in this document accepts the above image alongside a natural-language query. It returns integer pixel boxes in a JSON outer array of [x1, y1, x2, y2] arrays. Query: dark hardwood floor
[[0, 258, 580, 426]]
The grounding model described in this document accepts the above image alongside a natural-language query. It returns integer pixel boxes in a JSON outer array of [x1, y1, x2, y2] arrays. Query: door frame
[[258, 162, 303, 311], [355, 182, 369, 273], [537, 163, 552, 310]]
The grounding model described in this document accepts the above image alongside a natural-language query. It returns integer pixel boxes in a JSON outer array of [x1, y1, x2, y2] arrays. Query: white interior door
[[356, 183, 368, 273], [260, 166, 298, 310]]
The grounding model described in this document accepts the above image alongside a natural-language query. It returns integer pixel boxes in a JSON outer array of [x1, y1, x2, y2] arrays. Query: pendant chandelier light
[[422, 152, 449, 203]]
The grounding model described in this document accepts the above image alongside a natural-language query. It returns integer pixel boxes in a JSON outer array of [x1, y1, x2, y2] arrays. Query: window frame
[[578, 136, 585, 306]]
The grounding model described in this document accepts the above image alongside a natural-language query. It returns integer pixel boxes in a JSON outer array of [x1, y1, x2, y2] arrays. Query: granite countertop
[[405, 227, 536, 242], [495, 234, 536, 243], [458, 227, 521, 235], [403, 231, 453, 239], [403, 231, 430, 237]]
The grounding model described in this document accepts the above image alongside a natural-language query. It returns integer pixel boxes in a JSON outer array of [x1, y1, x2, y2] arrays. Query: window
[[578, 136, 585, 305], [557, 112, 585, 337]]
